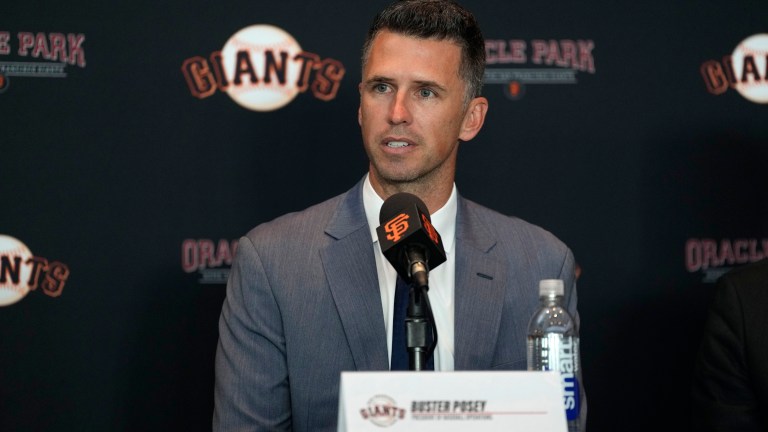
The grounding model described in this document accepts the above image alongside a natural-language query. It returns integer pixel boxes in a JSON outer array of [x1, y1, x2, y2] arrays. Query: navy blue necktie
[[391, 276, 434, 370], [391, 276, 410, 370]]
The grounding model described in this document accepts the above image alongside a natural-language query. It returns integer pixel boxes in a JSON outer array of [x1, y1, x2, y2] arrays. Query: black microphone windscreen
[[379, 192, 430, 224], [376, 192, 446, 282]]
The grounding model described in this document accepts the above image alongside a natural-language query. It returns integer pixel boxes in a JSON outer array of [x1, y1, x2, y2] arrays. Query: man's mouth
[[387, 141, 410, 148]]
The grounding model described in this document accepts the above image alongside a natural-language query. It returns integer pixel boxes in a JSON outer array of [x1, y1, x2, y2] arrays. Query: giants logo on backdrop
[[0, 31, 86, 93], [701, 33, 768, 104], [0, 234, 70, 306], [181, 238, 239, 285], [181, 24, 346, 111], [359, 395, 406, 427], [685, 237, 768, 283], [484, 38, 596, 100]]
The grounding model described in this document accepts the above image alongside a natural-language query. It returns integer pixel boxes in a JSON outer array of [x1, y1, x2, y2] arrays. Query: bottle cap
[[539, 279, 564, 296]]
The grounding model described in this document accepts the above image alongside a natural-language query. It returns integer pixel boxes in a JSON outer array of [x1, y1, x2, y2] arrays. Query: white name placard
[[337, 370, 566, 432]]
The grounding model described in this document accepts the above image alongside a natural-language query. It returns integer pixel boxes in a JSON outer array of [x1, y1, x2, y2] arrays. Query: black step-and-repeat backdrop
[[2, 1, 767, 430]]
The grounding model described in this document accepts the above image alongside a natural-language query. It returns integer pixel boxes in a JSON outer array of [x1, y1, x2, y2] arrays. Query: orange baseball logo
[[385, 213, 410, 242], [421, 214, 439, 245]]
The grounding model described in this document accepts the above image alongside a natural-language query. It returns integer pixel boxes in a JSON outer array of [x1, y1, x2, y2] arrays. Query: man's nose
[[388, 92, 412, 125]]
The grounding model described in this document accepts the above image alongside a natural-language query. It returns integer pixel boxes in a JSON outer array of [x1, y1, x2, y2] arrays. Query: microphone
[[376, 192, 445, 371], [376, 192, 446, 288]]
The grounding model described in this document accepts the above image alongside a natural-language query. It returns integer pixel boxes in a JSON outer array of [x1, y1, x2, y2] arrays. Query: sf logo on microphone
[[420, 213, 439, 245], [384, 214, 410, 242]]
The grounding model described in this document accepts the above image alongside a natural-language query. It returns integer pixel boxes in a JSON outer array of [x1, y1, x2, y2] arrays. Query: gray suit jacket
[[213, 178, 581, 431]]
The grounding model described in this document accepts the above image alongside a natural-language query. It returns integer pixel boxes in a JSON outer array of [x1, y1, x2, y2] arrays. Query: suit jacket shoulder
[[216, 179, 384, 432], [457, 197, 573, 275]]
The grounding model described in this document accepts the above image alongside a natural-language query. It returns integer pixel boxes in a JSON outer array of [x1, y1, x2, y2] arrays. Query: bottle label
[[538, 334, 580, 421]]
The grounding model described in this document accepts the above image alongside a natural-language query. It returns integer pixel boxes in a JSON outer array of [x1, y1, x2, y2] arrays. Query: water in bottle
[[527, 279, 582, 432]]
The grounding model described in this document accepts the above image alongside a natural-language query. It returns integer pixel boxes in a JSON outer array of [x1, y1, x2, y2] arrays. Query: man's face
[[358, 30, 483, 195]]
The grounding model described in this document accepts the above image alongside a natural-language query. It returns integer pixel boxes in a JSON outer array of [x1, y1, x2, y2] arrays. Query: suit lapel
[[454, 198, 508, 370], [320, 182, 389, 371], [318, 186, 508, 371]]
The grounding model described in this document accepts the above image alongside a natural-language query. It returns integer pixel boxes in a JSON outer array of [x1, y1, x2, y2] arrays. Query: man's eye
[[419, 89, 435, 98], [374, 83, 389, 93]]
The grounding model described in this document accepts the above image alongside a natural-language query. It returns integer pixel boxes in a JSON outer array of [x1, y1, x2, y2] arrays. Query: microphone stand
[[405, 247, 438, 371]]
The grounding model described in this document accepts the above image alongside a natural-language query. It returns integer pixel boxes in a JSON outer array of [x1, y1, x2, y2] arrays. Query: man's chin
[[378, 169, 420, 185]]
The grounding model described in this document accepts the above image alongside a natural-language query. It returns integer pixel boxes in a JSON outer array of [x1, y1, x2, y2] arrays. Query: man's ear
[[357, 82, 364, 126], [458, 96, 488, 142]]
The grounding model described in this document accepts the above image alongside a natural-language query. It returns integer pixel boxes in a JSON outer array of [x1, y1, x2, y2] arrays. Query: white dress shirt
[[362, 174, 457, 371]]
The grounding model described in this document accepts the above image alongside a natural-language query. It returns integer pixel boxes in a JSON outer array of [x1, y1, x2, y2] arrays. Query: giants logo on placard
[[484, 38, 596, 100], [359, 394, 406, 427], [0, 234, 70, 306], [685, 237, 768, 282], [701, 33, 768, 104], [0, 31, 86, 93], [181, 25, 345, 111], [181, 238, 239, 285]]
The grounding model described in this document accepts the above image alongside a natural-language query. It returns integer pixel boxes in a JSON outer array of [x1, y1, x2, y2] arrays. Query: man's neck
[[368, 173, 454, 214]]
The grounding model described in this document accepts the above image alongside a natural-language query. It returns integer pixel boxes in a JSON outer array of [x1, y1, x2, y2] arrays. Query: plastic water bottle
[[527, 279, 582, 432]]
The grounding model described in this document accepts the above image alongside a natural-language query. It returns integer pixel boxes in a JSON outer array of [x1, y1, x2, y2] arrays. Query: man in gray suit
[[213, 1, 585, 431]]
